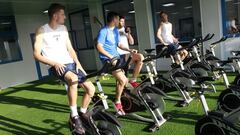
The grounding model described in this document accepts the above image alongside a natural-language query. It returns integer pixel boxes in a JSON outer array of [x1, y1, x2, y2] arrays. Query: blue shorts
[[50, 63, 86, 84], [167, 44, 180, 55], [100, 56, 126, 69]]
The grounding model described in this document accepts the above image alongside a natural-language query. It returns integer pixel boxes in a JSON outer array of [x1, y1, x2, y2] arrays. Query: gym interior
[[0, 0, 240, 135]]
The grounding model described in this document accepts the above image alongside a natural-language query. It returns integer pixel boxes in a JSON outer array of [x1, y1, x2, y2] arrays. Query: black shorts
[[50, 63, 86, 84], [101, 56, 126, 70], [167, 44, 180, 55]]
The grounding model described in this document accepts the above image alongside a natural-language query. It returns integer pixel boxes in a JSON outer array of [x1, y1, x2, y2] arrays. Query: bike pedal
[[149, 124, 160, 132]]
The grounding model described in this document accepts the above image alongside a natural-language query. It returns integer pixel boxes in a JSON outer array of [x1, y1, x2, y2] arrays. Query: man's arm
[[126, 27, 134, 45], [170, 23, 178, 43], [65, 27, 86, 74], [96, 43, 114, 59], [157, 23, 168, 45], [33, 27, 66, 75], [96, 29, 115, 59], [33, 27, 55, 66]]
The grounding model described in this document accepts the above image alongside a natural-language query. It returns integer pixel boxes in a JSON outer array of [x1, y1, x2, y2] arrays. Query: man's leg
[[128, 53, 144, 88], [112, 69, 128, 115], [131, 53, 144, 80], [64, 71, 79, 115], [180, 49, 188, 61], [64, 71, 85, 134], [79, 80, 95, 113]]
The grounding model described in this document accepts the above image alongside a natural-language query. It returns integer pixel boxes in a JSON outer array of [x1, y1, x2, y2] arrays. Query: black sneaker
[[175, 101, 189, 107], [71, 115, 85, 135], [79, 112, 91, 128]]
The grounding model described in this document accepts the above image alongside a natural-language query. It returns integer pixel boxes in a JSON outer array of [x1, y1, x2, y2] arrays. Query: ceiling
[[0, 0, 107, 15]]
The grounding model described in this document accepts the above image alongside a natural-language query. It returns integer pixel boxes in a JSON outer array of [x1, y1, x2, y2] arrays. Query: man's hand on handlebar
[[129, 49, 138, 54], [110, 56, 119, 66], [173, 38, 179, 44], [76, 63, 87, 75], [53, 63, 66, 76]]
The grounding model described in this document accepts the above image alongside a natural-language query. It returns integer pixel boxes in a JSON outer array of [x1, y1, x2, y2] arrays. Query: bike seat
[[231, 51, 240, 56], [145, 49, 155, 54], [212, 67, 225, 71], [228, 57, 240, 60], [196, 76, 215, 84], [206, 56, 220, 61], [208, 111, 224, 118]]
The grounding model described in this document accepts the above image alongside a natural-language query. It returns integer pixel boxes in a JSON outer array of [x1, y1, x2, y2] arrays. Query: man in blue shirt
[[96, 12, 138, 115]]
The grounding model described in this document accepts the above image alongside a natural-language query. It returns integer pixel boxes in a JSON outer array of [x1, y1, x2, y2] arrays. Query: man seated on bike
[[157, 11, 188, 64], [117, 15, 144, 88], [33, 3, 95, 134], [96, 12, 139, 116]]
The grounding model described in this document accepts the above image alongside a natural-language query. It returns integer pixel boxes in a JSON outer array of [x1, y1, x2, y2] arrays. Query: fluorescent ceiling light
[[105, 9, 110, 12], [43, 10, 48, 14], [128, 10, 135, 14], [184, 6, 192, 9], [171, 12, 179, 15], [234, 2, 240, 4], [162, 3, 175, 7], [1, 22, 11, 25], [131, 1, 134, 4]]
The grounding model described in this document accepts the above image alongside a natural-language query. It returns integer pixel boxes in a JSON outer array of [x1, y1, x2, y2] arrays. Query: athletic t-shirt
[[117, 27, 130, 55], [41, 24, 74, 64], [161, 22, 174, 44], [97, 26, 120, 61]]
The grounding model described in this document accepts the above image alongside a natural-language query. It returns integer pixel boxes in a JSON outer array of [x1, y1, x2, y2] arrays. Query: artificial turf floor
[[0, 75, 235, 135]]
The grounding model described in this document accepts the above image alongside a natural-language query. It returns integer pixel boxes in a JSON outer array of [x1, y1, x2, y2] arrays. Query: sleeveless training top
[[161, 22, 174, 44], [41, 24, 74, 65]]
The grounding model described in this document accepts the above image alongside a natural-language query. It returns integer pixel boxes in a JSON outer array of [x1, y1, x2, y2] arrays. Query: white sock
[[70, 105, 78, 118], [80, 108, 87, 114], [115, 100, 121, 104], [130, 78, 137, 82]]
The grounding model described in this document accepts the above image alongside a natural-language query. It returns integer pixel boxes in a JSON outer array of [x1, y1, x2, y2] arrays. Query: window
[[69, 9, 94, 50], [151, 0, 202, 43], [0, 16, 22, 64], [222, 0, 240, 36], [103, 0, 138, 45]]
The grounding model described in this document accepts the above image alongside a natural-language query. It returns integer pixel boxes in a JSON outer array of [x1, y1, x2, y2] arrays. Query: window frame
[[0, 16, 23, 65], [102, 0, 139, 46], [221, 0, 240, 37], [150, 0, 200, 44], [69, 8, 94, 51]]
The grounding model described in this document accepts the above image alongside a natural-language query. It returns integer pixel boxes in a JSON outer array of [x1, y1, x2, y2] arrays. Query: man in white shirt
[[157, 11, 188, 63], [33, 3, 95, 134], [117, 16, 144, 88]]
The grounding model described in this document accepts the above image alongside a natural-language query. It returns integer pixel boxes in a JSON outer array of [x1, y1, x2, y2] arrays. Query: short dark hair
[[119, 16, 125, 20], [48, 3, 65, 19], [107, 12, 119, 23], [159, 11, 167, 18]]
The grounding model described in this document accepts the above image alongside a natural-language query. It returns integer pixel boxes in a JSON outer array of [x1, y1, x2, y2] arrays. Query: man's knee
[[85, 83, 95, 97], [119, 76, 128, 86], [133, 53, 144, 62], [65, 73, 78, 86], [138, 53, 144, 61]]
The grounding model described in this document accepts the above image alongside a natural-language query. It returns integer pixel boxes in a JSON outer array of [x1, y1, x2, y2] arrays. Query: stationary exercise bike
[[198, 36, 240, 113], [68, 58, 124, 135], [119, 50, 193, 132], [143, 46, 195, 106], [192, 77, 240, 135]]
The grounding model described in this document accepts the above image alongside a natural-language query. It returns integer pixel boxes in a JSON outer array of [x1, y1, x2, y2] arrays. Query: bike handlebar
[[86, 57, 132, 79], [211, 36, 228, 45]]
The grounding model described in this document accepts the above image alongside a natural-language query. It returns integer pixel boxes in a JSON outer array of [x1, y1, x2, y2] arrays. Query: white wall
[[0, 14, 48, 89], [200, 0, 240, 60], [200, 0, 223, 58], [88, 0, 105, 70]]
